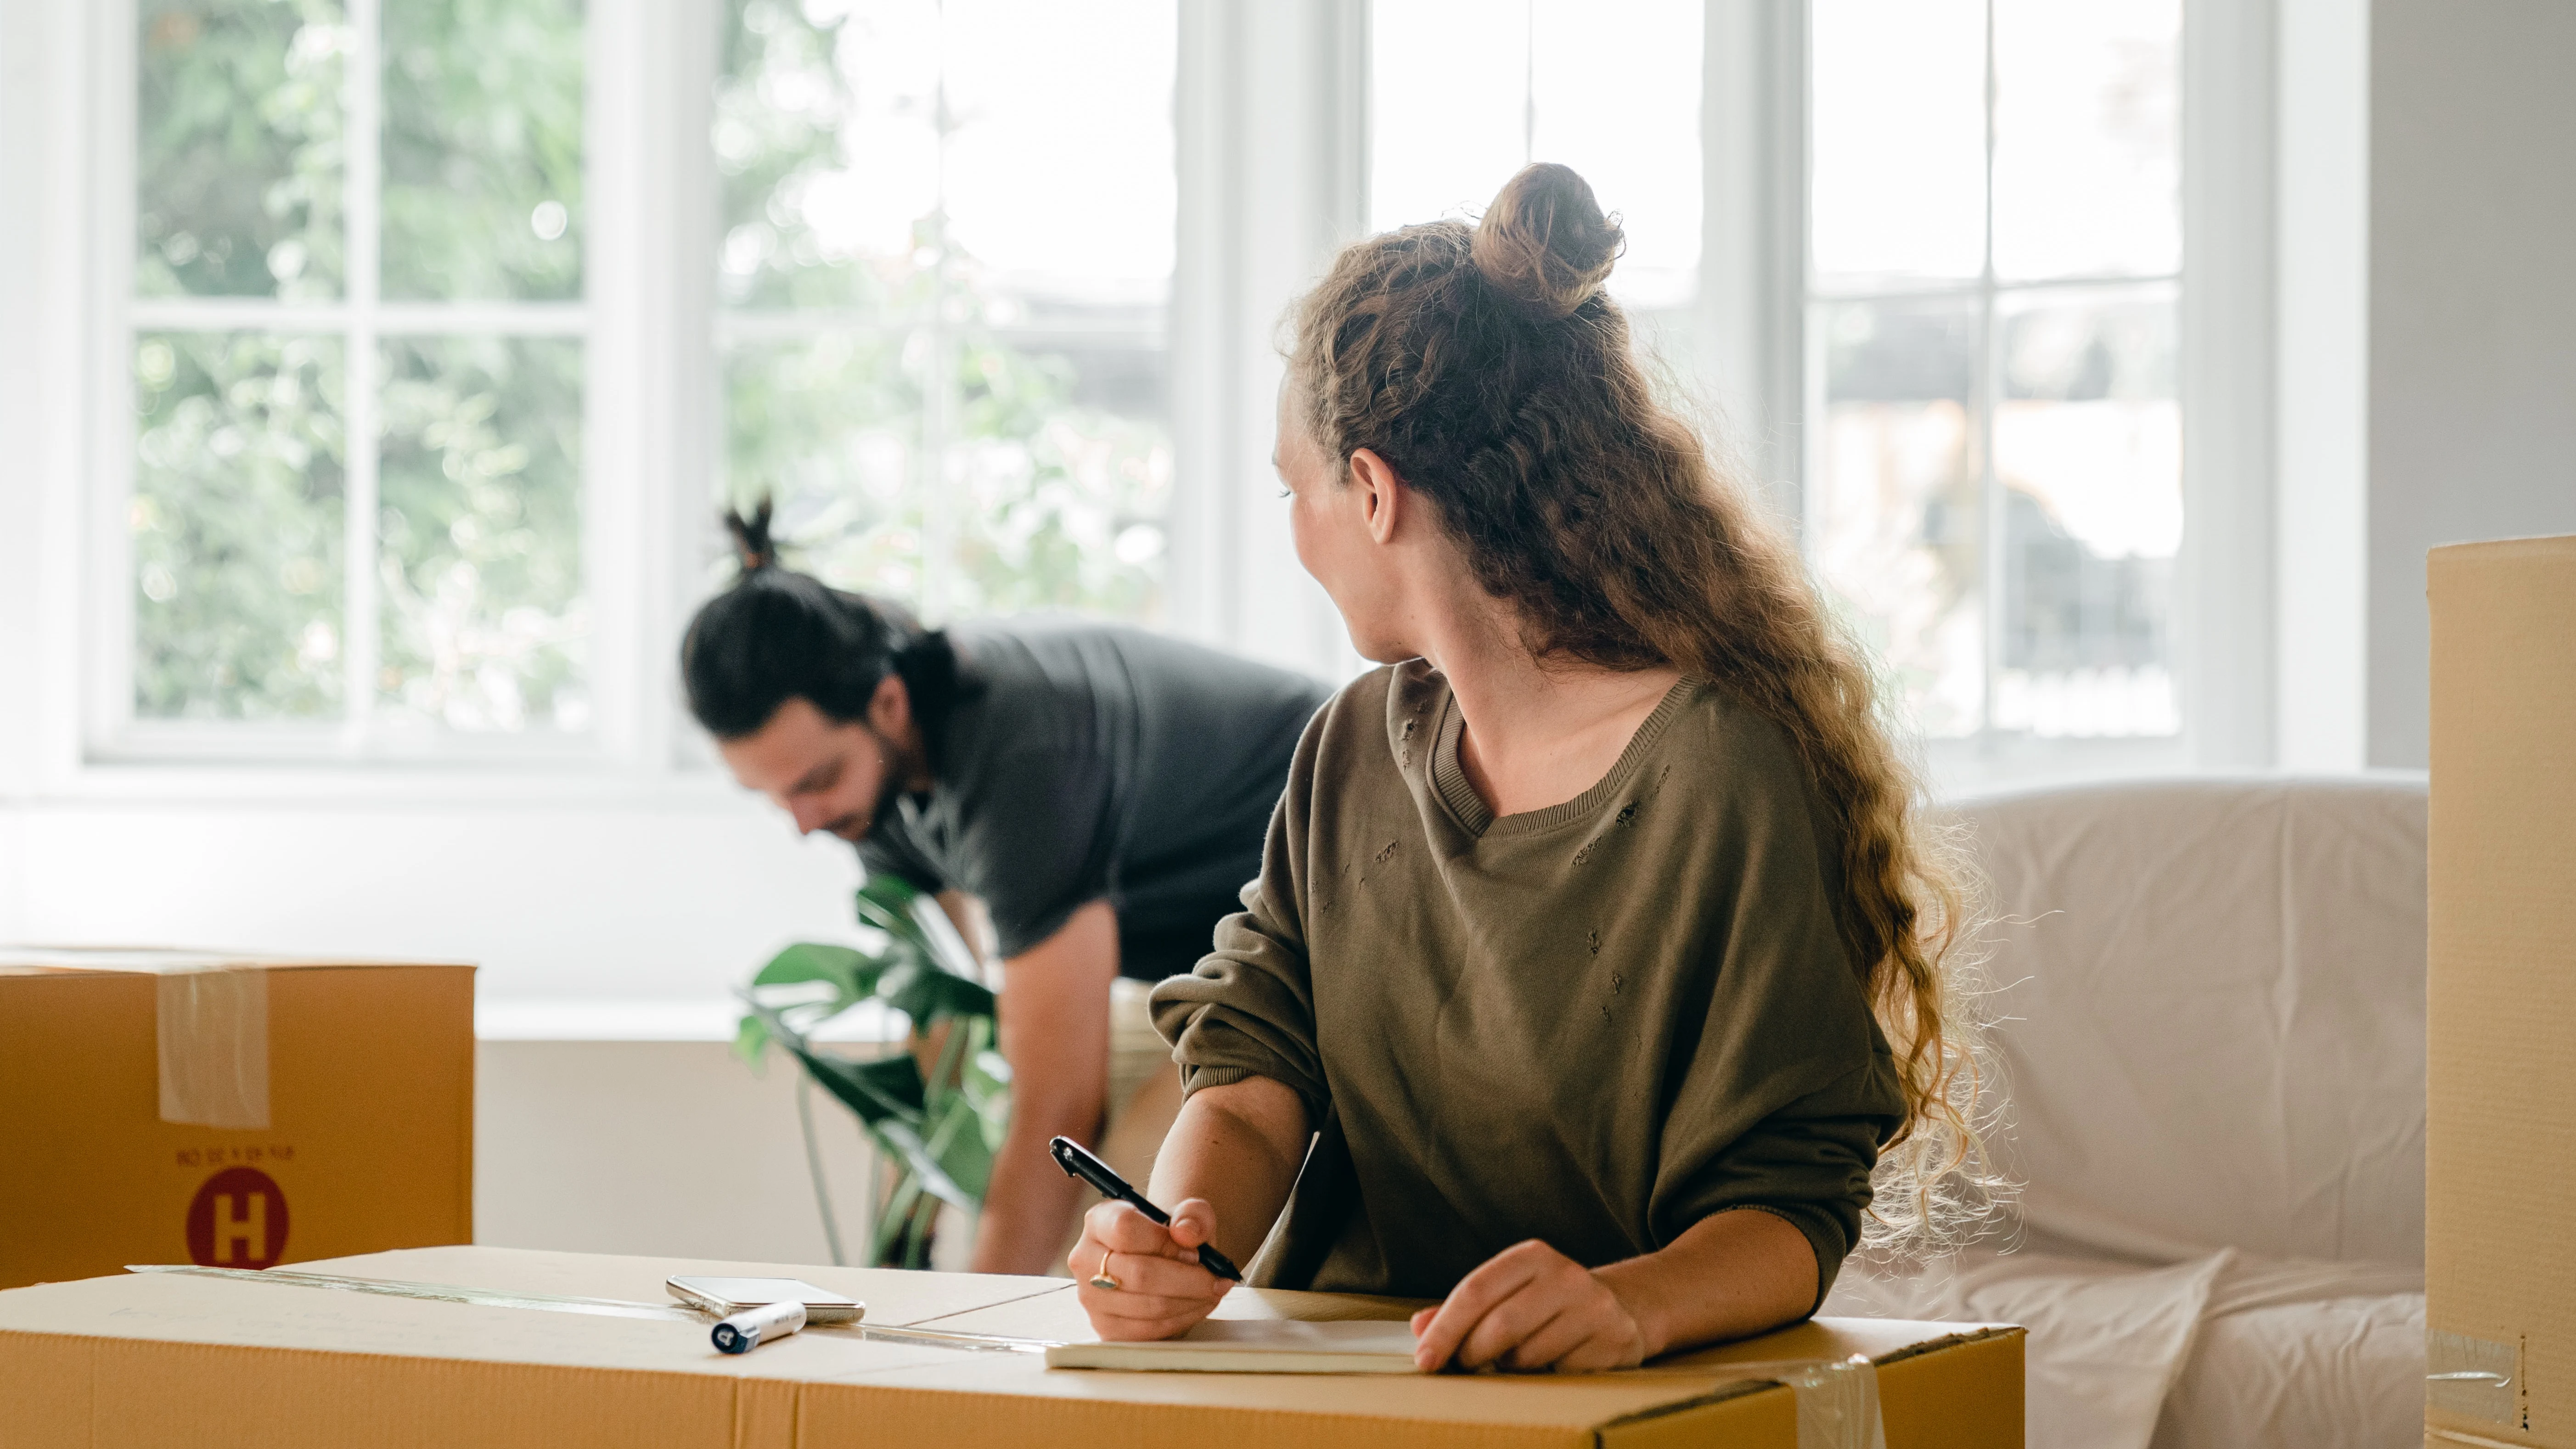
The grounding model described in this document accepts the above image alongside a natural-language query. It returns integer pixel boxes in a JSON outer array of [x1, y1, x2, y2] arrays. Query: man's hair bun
[[723, 496, 778, 575], [1469, 163, 1625, 320]]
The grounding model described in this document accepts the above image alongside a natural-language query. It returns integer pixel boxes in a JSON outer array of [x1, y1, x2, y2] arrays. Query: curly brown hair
[[1287, 163, 1994, 1251]]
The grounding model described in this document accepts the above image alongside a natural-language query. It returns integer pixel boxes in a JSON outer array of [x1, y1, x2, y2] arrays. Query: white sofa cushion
[[1955, 776, 2428, 1266]]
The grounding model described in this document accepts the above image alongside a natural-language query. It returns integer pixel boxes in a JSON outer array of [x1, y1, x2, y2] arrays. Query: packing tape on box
[[1715, 1354, 1886, 1449], [2427, 1329, 2519, 1426], [124, 1264, 1052, 1353], [156, 965, 270, 1130], [2, 949, 277, 1130]]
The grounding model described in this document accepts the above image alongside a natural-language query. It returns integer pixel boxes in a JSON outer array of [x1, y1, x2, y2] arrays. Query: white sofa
[[1823, 776, 2429, 1449]]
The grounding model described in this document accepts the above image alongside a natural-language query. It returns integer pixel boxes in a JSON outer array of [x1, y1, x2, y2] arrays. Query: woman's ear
[[1348, 448, 1405, 545]]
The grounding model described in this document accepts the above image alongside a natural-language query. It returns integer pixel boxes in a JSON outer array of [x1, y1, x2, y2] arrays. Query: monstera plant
[[734, 873, 1010, 1269]]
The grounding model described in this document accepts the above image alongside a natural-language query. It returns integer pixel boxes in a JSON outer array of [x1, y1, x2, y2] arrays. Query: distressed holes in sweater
[[1373, 840, 1399, 865]]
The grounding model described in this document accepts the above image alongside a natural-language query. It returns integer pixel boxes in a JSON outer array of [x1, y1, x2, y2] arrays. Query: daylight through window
[[1808, 0, 2182, 743], [130, 0, 591, 743], [714, 0, 1178, 627]]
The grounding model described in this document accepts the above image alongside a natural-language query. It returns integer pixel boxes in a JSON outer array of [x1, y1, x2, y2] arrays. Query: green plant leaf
[[749, 941, 876, 1002], [732, 1012, 770, 1068], [878, 959, 998, 1026], [875, 1117, 979, 1212], [791, 1045, 927, 1127]]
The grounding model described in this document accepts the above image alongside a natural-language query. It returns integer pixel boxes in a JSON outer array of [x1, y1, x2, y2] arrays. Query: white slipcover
[[1824, 775, 2429, 1449]]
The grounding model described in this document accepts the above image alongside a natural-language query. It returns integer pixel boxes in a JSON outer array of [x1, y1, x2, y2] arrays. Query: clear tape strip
[[156, 967, 270, 1130], [123, 1265, 1053, 1353], [1705, 1355, 1886, 1449], [2427, 1329, 2518, 1426]]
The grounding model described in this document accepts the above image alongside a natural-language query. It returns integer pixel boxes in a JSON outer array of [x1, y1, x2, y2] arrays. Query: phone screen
[[667, 1276, 862, 1319]]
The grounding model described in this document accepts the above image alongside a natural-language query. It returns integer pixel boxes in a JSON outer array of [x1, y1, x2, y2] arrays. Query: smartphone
[[665, 1275, 864, 1324]]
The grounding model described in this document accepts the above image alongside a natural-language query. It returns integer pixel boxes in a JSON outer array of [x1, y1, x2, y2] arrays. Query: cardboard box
[[0, 948, 474, 1292], [0, 1246, 2022, 1448], [2428, 534, 2576, 1446]]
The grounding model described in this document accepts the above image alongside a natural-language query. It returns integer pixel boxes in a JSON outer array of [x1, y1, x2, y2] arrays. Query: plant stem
[[796, 1073, 847, 1267]]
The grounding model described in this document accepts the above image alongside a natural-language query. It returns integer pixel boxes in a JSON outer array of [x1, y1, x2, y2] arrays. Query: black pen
[[1047, 1134, 1244, 1282]]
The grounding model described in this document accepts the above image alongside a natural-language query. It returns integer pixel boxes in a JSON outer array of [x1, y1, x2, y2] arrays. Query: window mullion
[[1975, 0, 2003, 755], [341, 0, 385, 747]]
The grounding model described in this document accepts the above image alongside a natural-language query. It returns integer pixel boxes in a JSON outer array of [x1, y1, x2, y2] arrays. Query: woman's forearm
[[1593, 1208, 1819, 1358], [1143, 1075, 1311, 1269]]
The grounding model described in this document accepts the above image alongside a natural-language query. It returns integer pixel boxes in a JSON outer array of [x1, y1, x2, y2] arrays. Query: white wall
[[2362, 0, 2576, 769], [0, 793, 864, 1005], [475, 1039, 883, 1265]]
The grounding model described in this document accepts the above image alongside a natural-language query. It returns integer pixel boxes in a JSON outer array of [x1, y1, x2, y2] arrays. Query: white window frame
[[1783, 0, 2278, 790], [6, 0, 2273, 803]]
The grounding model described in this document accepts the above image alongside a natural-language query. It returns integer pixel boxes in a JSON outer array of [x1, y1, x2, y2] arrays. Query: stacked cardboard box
[[0, 949, 474, 1291], [0, 1244, 2021, 1448], [2428, 534, 2576, 1445]]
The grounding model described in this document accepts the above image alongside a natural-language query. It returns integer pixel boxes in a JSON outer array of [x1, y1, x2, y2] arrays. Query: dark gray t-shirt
[[859, 619, 1333, 981]]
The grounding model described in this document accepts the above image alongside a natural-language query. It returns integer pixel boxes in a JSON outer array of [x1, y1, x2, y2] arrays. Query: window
[[1807, 0, 2183, 744], [124, 0, 591, 749], [1367, 0, 1704, 339], [714, 0, 1178, 627]]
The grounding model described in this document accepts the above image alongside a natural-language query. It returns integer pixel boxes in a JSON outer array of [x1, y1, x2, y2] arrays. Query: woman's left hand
[[1409, 1239, 1653, 1373]]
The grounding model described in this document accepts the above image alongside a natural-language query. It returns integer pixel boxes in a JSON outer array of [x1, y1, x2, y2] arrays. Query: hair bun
[[1470, 163, 1624, 320], [723, 496, 778, 574]]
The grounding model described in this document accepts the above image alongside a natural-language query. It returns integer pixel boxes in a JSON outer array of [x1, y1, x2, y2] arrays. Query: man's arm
[[969, 899, 1119, 1276]]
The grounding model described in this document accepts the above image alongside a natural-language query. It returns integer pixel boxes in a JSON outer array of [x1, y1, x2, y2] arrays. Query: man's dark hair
[[681, 499, 959, 743]]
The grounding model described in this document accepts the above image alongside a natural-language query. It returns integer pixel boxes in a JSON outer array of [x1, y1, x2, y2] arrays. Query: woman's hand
[[1410, 1239, 1652, 1373], [1071, 1198, 1233, 1341]]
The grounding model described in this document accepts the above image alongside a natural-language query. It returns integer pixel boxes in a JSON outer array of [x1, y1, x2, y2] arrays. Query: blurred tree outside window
[[714, 0, 1176, 625], [131, 0, 589, 740]]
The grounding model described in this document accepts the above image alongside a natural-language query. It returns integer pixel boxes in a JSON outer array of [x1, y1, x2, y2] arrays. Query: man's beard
[[826, 724, 919, 842]]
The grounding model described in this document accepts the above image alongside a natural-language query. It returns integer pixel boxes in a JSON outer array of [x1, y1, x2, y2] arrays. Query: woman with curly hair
[[1072, 162, 1983, 1371]]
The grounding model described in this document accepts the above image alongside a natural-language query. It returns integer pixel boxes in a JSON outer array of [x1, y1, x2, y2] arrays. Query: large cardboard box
[[2428, 534, 2576, 1445], [0, 948, 475, 1292], [0, 1246, 2020, 1448]]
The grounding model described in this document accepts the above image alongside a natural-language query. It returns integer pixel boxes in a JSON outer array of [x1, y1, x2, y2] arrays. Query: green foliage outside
[[138, 0, 345, 300], [129, 0, 1171, 728], [715, 0, 1172, 625], [377, 337, 588, 730], [735, 873, 1010, 1269], [133, 332, 348, 719]]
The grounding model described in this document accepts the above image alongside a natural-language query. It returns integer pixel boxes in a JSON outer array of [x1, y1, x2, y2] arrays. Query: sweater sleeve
[[1647, 714, 1908, 1310], [1148, 697, 1331, 1125]]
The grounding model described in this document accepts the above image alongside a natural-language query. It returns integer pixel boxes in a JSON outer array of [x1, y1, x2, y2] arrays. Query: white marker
[[711, 1299, 808, 1354]]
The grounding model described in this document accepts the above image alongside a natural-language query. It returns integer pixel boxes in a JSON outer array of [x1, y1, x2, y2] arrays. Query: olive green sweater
[[1150, 661, 1905, 1306]]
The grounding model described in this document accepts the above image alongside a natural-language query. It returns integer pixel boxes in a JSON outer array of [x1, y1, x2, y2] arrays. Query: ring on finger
[[1088, 1252, 1121, 1292]]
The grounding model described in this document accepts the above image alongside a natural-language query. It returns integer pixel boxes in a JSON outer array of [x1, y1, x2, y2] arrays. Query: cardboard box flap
[[0, 947, 474, 1134], [0, 946, 474, 975]]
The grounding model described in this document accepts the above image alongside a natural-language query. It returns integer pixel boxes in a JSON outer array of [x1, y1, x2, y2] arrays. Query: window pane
[[944, 336, 1170, 623], [1369, 0, 1527, 231], [722, 331, 924, 598], [1371, 1, 1701, 311], [943, 0, 1176, 309], [133, 332, 347, 719], [1992, 287, 2179, 737], [380, 0, 585, 301], [1529, 0, 1701, 309], [137, 0, 346, 300], [715, 0, 1176, 629], [376, 336, 587, 732], [1809, 299, 1983, 737], [1992, 0, 2179, 281], [1809, 0, 1985, 292], [716, 0, 940, 310]]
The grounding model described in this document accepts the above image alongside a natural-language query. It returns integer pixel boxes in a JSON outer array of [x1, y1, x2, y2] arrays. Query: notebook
[[1044, 1317, 1423, 1374]]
